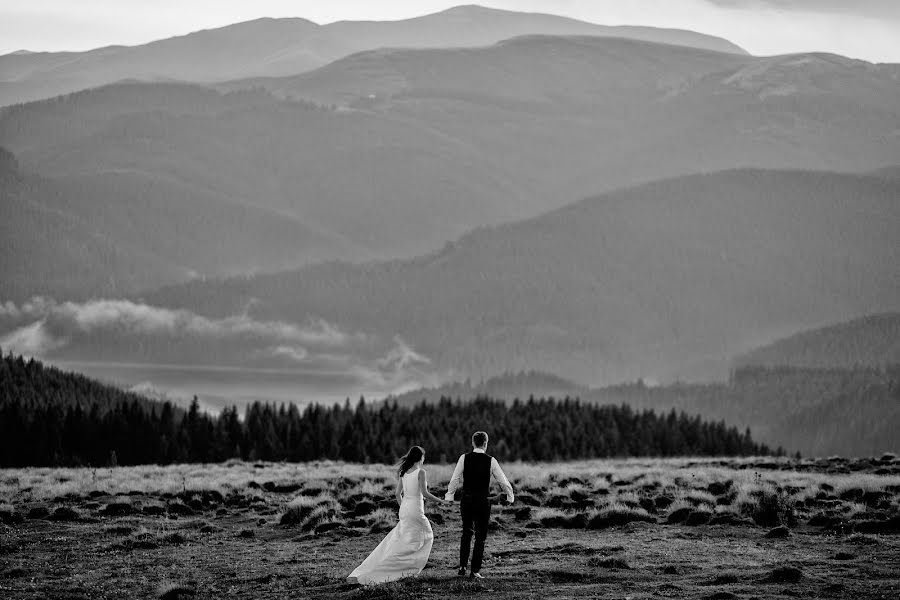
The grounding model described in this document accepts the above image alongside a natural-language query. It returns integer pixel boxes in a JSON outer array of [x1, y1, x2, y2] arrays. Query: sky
[[1, 0, 900, 62]]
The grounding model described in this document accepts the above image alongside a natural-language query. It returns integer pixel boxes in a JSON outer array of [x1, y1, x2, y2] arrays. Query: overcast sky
[[2, 0, 899, 62]]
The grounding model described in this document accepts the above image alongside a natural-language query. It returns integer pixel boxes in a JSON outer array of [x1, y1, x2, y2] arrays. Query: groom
[[445, 431, 515, 580]]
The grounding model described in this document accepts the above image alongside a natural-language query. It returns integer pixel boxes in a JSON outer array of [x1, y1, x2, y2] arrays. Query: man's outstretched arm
[[490, 458, 515, 503], [445, 454, 465, 500]]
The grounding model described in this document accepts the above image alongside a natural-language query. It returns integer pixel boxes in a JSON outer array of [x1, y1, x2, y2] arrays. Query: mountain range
[[387, 316, 900, 457], [1, 4, 900, 447], [3, 35, 900, 301], [0, 5, 746, 107], [49, 168, 894, 387], [390, 371, 900, 458]]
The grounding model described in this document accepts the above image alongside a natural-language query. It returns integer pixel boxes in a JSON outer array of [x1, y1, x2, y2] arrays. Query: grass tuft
[[588, 503, 654, 529]]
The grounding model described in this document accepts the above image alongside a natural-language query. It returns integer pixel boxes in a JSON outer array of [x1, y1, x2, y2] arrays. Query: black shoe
[[469, 572, 484, 580], [457, 567, 467, 577]]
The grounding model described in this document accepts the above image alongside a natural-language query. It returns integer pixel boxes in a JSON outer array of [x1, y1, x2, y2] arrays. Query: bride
[[347, 446, 449, 585]]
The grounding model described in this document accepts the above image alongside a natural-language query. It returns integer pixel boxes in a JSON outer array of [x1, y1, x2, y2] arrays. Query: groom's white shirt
[[445, 447, 515, 503]]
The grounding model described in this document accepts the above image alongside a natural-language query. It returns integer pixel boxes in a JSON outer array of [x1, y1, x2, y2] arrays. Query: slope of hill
[[735, 313, 900, 369], [0, 5, 746, 107], [0, 349, 180, 417], [587, 366, 900, 457], [0, 351, 770, 466], [228, 34, 751, 106], [0, 147, 181, 299], [127, 168, 900, 385], [389, 365, 900, 457], [3, 37, 900, 300], [0, 144, 358, 301], [325, 5, 746, 57], [871, 165, 900, 181]]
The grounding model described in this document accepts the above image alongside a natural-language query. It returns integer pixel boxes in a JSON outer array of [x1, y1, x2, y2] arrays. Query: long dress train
[[348, 467, 434, 585]]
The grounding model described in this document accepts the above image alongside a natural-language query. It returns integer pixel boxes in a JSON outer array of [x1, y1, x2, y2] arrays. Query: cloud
[[267, 345, 309, 362], [0, 297, 351, 348], [377, 336, 431, 370], [0, 297, 439, 397], [350, 336, 439, 392], [705, 0, 900, 20], [0, 320, 67, 356]]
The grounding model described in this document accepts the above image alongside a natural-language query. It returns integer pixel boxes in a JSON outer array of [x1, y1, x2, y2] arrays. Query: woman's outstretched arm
[[418, 469, 449, 503]]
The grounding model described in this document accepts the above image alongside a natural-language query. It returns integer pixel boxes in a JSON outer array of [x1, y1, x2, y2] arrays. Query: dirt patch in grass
[[587, 556, 630, 569], [494, 541, 624, 558]]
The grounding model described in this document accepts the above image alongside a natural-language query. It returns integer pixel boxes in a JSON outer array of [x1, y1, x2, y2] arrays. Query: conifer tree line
[[0, 351, 771, 466]]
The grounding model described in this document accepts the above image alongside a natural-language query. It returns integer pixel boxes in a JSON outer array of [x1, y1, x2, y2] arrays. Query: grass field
[[2, 456, 899, 599]]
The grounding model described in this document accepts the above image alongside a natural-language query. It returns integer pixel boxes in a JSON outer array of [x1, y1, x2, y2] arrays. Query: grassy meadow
[[2, 456, 899, 599]]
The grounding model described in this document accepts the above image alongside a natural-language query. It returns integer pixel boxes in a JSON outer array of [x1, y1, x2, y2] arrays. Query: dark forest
[[0, 351, 771, 466]]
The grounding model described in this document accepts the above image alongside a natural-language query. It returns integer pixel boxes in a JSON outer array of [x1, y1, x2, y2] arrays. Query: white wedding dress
[[348, 467, 435, 585]]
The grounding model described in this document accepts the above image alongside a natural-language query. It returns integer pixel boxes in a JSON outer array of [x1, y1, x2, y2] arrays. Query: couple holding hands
[[348, 431, 515, 585]]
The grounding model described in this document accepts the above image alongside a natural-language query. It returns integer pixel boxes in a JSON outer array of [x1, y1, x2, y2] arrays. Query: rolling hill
[[0, 5, 745, 107], [589, 367, 900, 458], [122, 168, 900, 386], [735, 313, 900, 369], [3, 37, 900, 300], [0, 142, 358, 301], [388, 366, 900, 457], [871, 165, 900, 181]]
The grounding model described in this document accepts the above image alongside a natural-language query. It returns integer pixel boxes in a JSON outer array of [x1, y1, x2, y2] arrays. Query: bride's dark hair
[[397, 446, 425, 477]]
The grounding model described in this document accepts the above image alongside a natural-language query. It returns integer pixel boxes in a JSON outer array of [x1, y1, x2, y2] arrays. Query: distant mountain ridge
[[3, 36, 900, 300], [133, 168, 900, 385], [223, 33, 752, 105], [735, 313, 900, 370], [0, 4, 746, 107], [0, 141, 358, 301], [386, 364, 900, 457]]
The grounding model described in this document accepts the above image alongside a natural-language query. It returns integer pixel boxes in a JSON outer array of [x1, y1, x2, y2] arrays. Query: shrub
[[738, 489, 795, 527], [0, 504, 22, 525], [101, 501, 133, 517], [844, 502, 868, 517], [613, 491, 641, 507], [588, 556, 630, 569], [49, 506, 80, 521], [367, 508, 396, 534], [280, 493, 339, 529], [683, 490, 717, 507], [587, 503, 654, 529], [684, 508, 712, 526], [302, 504, 341, 532]]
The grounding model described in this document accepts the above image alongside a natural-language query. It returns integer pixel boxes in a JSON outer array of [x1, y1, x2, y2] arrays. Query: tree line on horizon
[[0, 351, 772, 467]]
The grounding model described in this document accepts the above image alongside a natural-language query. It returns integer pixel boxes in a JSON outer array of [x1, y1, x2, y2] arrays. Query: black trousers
[[459, 495, 491, 573]]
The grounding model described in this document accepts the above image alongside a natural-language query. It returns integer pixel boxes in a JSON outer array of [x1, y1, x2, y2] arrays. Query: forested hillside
[[0, 132, 357, 300], [583, 366, 900, 458], [139, 169, 900, 385], [0, 147, 179, 299], [392, 365, 900, 458], [0, 352, 769, 467], [735, 313, 900, 369]]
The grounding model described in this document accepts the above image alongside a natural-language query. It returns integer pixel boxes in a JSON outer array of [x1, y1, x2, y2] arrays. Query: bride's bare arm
[[396, 476, 403, 505], [418, 469, 448, 503]]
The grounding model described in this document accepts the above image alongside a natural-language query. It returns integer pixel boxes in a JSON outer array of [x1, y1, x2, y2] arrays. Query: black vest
[[462, 451, 492, 498]]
